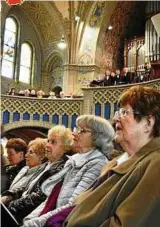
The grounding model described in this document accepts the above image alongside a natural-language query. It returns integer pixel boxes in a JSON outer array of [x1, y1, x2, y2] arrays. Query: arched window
[[1, 17, 18, 79], [19, 43, 33, 84], [2, 16, 35, 85]]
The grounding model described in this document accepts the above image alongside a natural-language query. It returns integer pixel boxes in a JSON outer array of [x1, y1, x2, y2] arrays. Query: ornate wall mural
[[21, 1, 61, 47], [89, 2, 105, 28], [78, 1, 106, 66], [99, 1, 138, 70]]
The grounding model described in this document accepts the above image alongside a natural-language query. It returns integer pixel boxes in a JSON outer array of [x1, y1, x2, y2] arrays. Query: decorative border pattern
[[1, 96, 84, 130], [1, 79, 159, 131]]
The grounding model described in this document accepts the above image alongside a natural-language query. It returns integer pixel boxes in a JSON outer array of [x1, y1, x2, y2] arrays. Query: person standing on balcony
[[121, 67, 131, 84]]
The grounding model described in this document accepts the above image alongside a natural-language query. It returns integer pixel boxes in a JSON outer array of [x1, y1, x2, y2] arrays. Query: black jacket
[[4, 157, 68, 223], [121, 72, 131, 84], [5, 160, 26, 189]]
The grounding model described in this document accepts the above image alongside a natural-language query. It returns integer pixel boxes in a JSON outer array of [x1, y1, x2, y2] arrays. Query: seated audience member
[[103, 70, 112, 86], [121, 67, 131, 84], [24, 89, 31, 97], [60, 92, 65, 98], [89, 79, 103, 87], [1, 127, 73, 222], [48, 91, 56, 99], [110, 71, 116, 85], [8, 88, 16, 96], [5, 138, 27, 188], [52, 86, 62, 98], [53, 85, 160, 227], [115, 69, 122, 85], [3, 138, 47, 192], [135, 72, 146, 83], [30, 89, 36, 96], [90, 70, 112, 87], [1, 138, 47, 214], [18, 90, 25, 96], [22, 115, 115, 227], [144, 61, 155, 80], [37, 90, 45, 98]]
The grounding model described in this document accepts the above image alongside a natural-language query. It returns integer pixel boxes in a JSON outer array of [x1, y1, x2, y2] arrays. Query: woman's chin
[[114, 133, 122, 143]]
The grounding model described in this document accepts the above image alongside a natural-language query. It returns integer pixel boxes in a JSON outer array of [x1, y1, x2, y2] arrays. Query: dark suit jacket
[[5, 160, 26, 189], [103, 75, 112, 86], [3, 157, 68, 222], [115, 75, 123, 85], [121, 72, 131, 84]]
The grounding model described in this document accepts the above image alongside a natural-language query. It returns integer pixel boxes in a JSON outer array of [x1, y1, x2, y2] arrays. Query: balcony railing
[[1, 96, 84, 131], [1, 79, 160, 131]]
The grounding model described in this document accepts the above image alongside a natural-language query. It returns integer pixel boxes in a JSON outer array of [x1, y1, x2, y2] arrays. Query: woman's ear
[[144, 115, 155, 134], [20, 151, 24, 160]]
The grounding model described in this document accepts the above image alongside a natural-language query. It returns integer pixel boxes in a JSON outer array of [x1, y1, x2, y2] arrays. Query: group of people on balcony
[[7, 88, 66, 99], [7, 88, 40, 97], [90, 64, 154, 87], [1, 85, 160, 227]]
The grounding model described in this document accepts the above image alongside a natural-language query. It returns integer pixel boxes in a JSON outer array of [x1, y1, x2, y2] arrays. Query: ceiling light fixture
[[58, 35, 67, 49], [75, 15, 80, 22], [108, 25, 113, 30]]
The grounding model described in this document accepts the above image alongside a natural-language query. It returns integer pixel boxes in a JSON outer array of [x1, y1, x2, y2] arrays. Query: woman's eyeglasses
[[114, 108, 140, 117], [27, 149, 36, 155], [73, 127, 91, 134], [47, 139, 57, 145]]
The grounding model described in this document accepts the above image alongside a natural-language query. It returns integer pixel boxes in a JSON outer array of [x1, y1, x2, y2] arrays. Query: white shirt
[[117, 152, 129, 165]]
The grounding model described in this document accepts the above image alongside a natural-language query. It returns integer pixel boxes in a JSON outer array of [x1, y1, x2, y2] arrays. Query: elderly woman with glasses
[[22, 115, 115, 227], [1, 138, 47, 203], [55, 85, 160, 227]]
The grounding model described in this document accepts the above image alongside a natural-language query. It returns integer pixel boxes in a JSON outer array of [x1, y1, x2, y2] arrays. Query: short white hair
[[48, 125, 73, 151]]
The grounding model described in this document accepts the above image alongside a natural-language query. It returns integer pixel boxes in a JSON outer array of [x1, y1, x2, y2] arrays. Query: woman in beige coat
[[43, 85, 160, 227]]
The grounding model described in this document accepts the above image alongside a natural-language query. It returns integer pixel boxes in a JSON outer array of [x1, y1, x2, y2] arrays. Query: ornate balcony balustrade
[[1, 79, 160, 132], [82, 79, 160, 120], [1, 96, 84, 131]]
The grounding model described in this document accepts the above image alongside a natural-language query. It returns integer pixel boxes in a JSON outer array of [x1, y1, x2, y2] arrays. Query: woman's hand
[[1, 195, 10, 204]]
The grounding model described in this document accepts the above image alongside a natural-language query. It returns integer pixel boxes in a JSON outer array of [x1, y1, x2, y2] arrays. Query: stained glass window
[[1, 17, 17, 78], [19, 43, 33, 84]]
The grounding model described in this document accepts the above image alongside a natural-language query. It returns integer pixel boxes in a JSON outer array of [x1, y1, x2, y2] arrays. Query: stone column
[[40, 72, 50, 93], [63, 64, 99, 95]]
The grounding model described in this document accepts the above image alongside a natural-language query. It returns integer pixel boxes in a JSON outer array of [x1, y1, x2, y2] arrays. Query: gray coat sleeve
[[67, 158, 107, 204], [22, 158, 107, 227]]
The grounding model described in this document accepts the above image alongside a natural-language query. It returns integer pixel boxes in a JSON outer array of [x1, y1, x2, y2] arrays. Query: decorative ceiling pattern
[[21, 2, 61, 46]]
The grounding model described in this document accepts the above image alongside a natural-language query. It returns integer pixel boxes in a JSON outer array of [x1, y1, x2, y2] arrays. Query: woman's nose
[[72, 127, 76, 134], [72, 131, 79, 139], [46, 143, 50, 148], [112, 114, 120, 122], [25, 153, 29, 158], [72, 131, 76, 136]]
